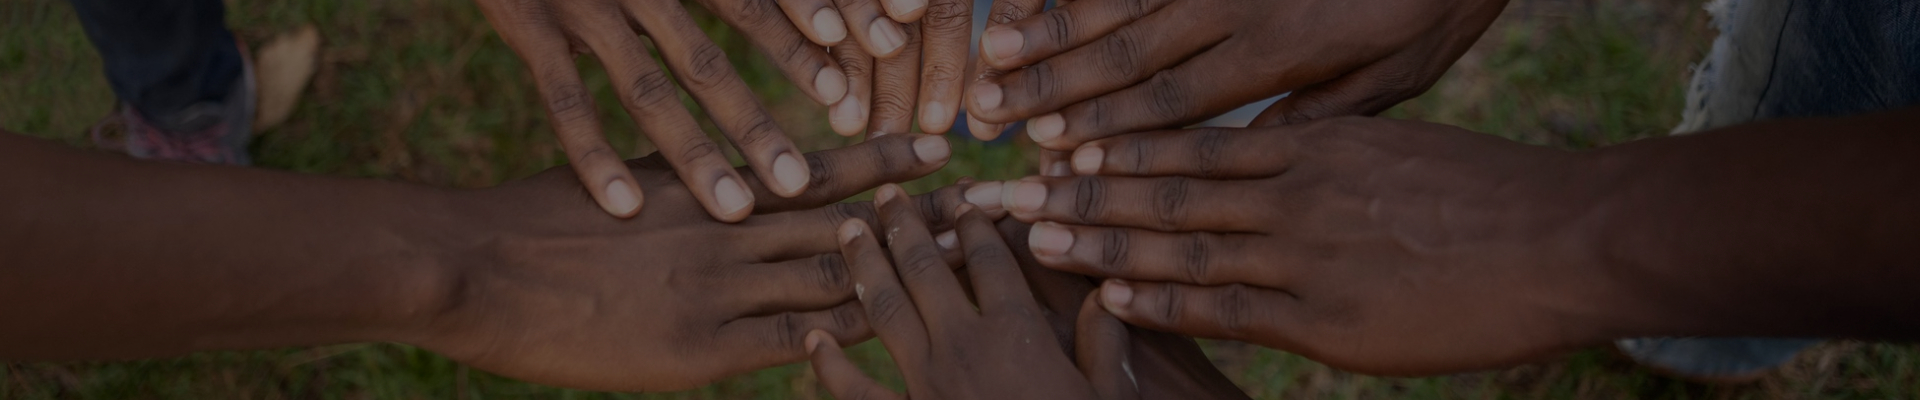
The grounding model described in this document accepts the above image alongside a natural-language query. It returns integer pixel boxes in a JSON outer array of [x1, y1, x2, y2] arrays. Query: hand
[[993, 217, 1253, 399], [802, 185, 1112, 400], [415, 134, 967, 391], [473, 0, 853, 221], [1000, 118, 1623, 375], [819, 0, 975, 138], [963, 0, 1508, 147]]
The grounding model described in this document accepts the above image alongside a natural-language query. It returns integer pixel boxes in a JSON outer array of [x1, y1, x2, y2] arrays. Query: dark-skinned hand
[[473, 0, 855, 221], [964, 0, 1508, 149], [415, 134, 974, 391], [1000, 118, 1624, 375], [801, 185, 1113, 400]]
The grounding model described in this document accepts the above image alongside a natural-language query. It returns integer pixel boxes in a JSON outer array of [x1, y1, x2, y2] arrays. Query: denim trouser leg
[[68, 0, 241, 132], [1630, 0, 1920, 378]]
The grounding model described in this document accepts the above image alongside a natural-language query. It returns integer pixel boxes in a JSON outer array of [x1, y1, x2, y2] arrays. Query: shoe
[[90, 38, 256, 166], [1615, 337, 1819, 384]]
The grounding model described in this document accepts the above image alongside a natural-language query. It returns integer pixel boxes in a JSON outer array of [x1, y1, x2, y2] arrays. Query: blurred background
[[2, 0, 1917, 398]]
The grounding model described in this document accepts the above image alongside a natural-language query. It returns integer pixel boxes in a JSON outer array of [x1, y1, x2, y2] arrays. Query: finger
[[874, 184, 977, 325], [1249, 60, 1427, 127], [746, 133, 952, 212], [1099, 279, 1302, 344], [976, 0, 1173, 69], [970, 9, 1226, 127], [954, 204, 1041, 314], [776, 0, 850, 46], [838, 218, 933, 369], [961, 0, 1043, 140], [1077, 289, 1141, 400], [745, 180, 979, 261], [1000, 176, 1270, 232], [1023, 49, 1266, 151], [1070, 128, 1293, 178], [912, 0, 970, 134], [706, 0, 850, 105], [484, 10, 644, 218], [1028, 223, 1278, 287], [832, 0, 912, 57], [869, 23, 922, 136], [637, 7, 809, 217], [1039, 149, 1071, 177], [829, 40, 874, 136], [715, 301, 871, 372], [879, 0, 928, 22], [997, 218, 1098, 353], [806, 330, 906, 400], [728, 253, 855, 314]]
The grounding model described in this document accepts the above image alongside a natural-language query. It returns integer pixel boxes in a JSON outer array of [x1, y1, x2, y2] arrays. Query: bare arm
[[0, 130, 970, 391]]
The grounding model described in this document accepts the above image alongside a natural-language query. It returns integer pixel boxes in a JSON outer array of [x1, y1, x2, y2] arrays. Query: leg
[[70, 0, 254, 164]]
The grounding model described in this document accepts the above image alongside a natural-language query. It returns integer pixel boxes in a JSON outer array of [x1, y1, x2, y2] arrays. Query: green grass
[[3, 0, 1917, 398]]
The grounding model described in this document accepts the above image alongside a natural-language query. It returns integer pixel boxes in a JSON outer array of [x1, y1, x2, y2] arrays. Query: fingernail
[[815, 67, 848, 104], [869, 20, 904, 54], [805, 330, 830, 354], [1005, 179, 1046, 213], [971, 81, 1003, 111], [913, 135, 951, 163], [983, 28, 1023, 62], [885, 0, 926, 20], [1046, 160, 1071, 177], [830, 97, 864, 136], [1072, 146, 1104, 175], [601, 180, 641, 216], [871, 131, 890, 138], [812, 9, 847, 43], [1102, 279, 1133, 312], [1028, 113, 1064, 143], [921, 101, 950, 132], [772, 153, 810, 195], [1029, 222, 1073, 256], [875, 184, 900, 206], [839, 220, 864, 244], [714, 176, 752, 216], [963, 182, 1004, 213], [935, 230, 958, 249]]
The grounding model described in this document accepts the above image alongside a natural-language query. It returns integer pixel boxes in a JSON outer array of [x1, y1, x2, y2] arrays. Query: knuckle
[[964, 245, 1014, 269], [895, 247, 948, 279], [1156, 283, 1185, 326], [730, 0, 782, 28], [1191, 129, 1228, 178], [1145, 70, 1192, 120], [1042, 11, 1074, 50], [1151, 177, 1191, 230], [871, 87, 916, 117], [864, 289, 914, 326], [813, 254, 853, 292], [835, 53, 870, 76], [1098, 228, 1131, 275], [727, 115, 784, 148], [1180, 233, 1212, 284], [769, 312, 801, 351], [922, 63, 963, 88], [805, 152, 840, 191], [1118, 0, 1152, 18], [1070, 176, 1107, 225], [545, 83, 598, 126], [988, 1, 1034, 24], [675, 135, 724, 163], [684, 43, 737, 89], [1216, 284, 1254, 338], [831, 301, 863, 331], [1096, 27, 1145, 83], [922, 1, 970, 33], [1019, 62, 1062, 106], [623, 68, 680, 112], [916, 189, 948, 225]]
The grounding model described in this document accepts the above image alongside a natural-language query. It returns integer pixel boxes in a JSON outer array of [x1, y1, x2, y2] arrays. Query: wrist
[[358, 186, 493, 347]]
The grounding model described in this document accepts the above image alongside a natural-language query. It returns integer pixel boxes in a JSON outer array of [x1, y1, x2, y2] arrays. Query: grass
[[2, 0, 1916, 398]]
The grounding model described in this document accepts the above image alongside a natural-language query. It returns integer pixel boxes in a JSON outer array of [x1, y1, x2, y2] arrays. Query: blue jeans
[[1630, 0, 1920, 378], [68, 0, 241, 132]]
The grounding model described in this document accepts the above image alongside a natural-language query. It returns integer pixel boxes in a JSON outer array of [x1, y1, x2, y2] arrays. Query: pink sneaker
[[90, 39, 256, 165]]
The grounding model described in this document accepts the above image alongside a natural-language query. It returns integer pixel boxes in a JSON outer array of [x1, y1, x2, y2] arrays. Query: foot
[[90, 39, 257, 166]]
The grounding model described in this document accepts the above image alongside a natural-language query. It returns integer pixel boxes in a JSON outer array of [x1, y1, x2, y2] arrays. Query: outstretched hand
[[1002, 118, 1622, 375], [473, 0, 853, 221], [965, 0, 1506, 146], [416, 134, 975, 391]]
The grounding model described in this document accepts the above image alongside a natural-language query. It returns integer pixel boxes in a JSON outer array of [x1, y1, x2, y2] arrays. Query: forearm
[[0, 132, 463, 360], [1586, 107, 1920, 340]]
